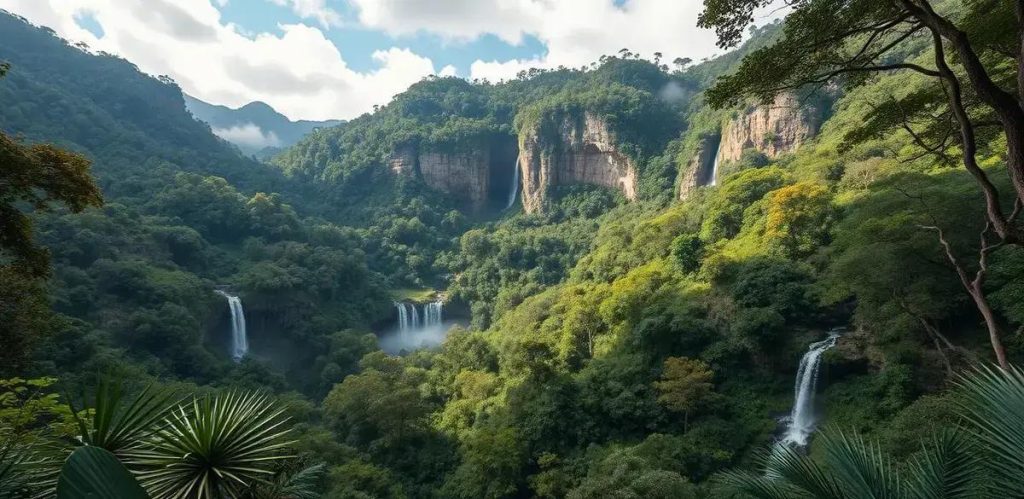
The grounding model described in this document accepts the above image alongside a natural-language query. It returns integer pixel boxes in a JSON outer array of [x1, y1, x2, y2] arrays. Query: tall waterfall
[[707, 150, 720, 187], [780, 330, 841, 447], [505, 154, 520, 210], [393, 300, 444, 347], [215, 290, 249, 362]]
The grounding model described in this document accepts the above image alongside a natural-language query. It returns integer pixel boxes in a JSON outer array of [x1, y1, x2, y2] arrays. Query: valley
[[2, 2, 1024, 498]]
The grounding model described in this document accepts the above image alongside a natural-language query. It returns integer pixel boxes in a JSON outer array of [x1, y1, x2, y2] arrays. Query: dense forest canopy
[[2, 1, 1024, 497]]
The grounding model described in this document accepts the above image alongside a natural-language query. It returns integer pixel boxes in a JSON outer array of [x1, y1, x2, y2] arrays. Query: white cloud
[[212, 123, 282, 149], [349, 0, 785, 83], [267, 0, 341, 28], [349, 0, 539, 44], [0, 0, 443, 120]]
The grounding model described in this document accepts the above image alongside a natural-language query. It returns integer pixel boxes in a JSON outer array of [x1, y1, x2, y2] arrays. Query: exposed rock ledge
[[716, 93, 819, 165], [518, 112, 637, 214], [676, 93, 821, 200], [677, 134, 719, 201], [387, 141, 509, 211]]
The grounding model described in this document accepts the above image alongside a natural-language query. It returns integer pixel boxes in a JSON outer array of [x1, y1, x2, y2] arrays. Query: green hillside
[[2, 1, 1024, 497]]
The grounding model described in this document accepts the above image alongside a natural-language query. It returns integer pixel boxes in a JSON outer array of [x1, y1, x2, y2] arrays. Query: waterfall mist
[[779, 329, 841, 447], [383, 301, 453, 353], [215, 290, 249, 362]]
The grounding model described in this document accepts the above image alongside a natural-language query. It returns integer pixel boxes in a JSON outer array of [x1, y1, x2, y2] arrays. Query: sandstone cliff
[[518, 112, 638, 214], [716, 93, 819, 165], [677, 134, 720, 201], [386, 138, 516, 212]]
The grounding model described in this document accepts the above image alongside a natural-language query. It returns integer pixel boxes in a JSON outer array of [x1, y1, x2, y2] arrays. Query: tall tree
[[697, 0, 1022, 368], [654, 357, 715, 431]]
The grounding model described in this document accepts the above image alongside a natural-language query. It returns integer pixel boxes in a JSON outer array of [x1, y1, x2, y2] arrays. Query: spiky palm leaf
[[714, 442, 839, 499], [819, 431, 901, 499], [135, 391, 294, 499], [250, 462, 326, 499], [906, 431, 986, 499], [956, 365, 1024, 495], [68, 379, 178, 460]]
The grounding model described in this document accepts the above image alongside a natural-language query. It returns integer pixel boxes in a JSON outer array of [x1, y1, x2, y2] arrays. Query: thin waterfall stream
[[505, 153, 520, 210], [215, 290, 249, 362], [780, 329, 841, 447]]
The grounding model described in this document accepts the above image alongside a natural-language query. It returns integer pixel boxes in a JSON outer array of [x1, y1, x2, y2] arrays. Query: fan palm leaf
[[134, 391, 294, 499], [819, 431, 901, 499], [955, 365, 1024, 495], [905, 430, 986, 499], [68, 379, 178, 460]]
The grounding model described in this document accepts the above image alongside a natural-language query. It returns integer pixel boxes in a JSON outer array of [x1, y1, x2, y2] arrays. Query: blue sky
[[217, 1, 547, 76], [0, 0, 769, 120]]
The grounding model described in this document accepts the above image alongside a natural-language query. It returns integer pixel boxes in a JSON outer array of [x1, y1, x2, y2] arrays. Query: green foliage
[[138, 391, 294, 499], [55, 446, 149, 499]]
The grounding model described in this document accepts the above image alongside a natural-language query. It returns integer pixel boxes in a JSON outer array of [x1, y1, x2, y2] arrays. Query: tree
[[762, 182, 835, 258], [699, 0, 1024, 245], [670, 233, 704, 274], [0, 132, 102, 277], [654, 357, 715, 431], [697, 0, 1024, 368]]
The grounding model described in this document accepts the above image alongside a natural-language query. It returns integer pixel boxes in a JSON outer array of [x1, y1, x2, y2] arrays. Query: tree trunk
[[968, 285, 1009, 369]]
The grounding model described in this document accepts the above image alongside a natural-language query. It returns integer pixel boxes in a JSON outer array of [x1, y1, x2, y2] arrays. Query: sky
[[0, 0, 780, 121]]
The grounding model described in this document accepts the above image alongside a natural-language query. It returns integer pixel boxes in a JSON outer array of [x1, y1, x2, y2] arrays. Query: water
[[780, 330, 841, 447], [386, 300, 449, 353], [505, 153, 520, 210], [215, 290, 249, 362], [707, 146, 720, 187]]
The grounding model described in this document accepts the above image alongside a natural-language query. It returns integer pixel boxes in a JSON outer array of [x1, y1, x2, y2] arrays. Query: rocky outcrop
[[388, 144, 417, 175], [419, 148, 491, 209], [716, 93, 820, 165], [518, 112, 638, 214], [386, 139, 516, 211], [677, 134, 720, 201]]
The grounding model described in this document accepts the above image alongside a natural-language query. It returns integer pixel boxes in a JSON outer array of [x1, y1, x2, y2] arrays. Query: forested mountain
[[3, 0, 1024, 497], [184, 95, 343, 157]]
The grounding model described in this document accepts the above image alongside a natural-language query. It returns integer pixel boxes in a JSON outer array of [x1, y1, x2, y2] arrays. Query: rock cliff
[[386, 138, 517, 212], [677, 134, 720, 201], [716, 93, 819, 165], [518, 112, 638, 214]]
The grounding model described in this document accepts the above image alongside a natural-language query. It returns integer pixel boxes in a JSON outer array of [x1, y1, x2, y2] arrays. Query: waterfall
[[780, 330, 841, 447], [707, 146, 721, 187], [505, 153, 520, 210], [424, 301, 443, 327], [393, 300, 445, 349], [215, 290, 248, 362]]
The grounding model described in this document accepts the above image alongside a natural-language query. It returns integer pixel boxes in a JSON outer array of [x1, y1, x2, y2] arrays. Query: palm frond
[[713, 468, 809, 499], [68, 379, 178, 459], [766, 442, 845, 499], [905, 430, 986, 499], [134, 391, 295, 499], [955, 364, 1024, 495], [820, 430, 902, 499], [278, 463, 325, 499]]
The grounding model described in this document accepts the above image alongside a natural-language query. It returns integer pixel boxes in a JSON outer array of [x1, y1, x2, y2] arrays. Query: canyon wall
[[716, 93, 819, 165], [677, 134, 720, 201], [387, 139, 515, 211], [519, 112, 638, 214]]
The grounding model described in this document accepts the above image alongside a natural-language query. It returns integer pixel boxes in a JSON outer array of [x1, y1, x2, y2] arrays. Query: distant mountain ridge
[[184, 95, 343, 157]]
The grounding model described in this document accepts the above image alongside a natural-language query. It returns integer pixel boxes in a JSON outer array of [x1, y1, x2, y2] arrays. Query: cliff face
[[716, 93, 819, 165], [419, 148, 491, 209], [677, 134, 720, 201], [519, 112, 638, 214], [387, 139, 516, 211]]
